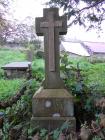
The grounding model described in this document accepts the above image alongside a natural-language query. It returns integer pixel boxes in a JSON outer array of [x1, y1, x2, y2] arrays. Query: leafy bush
[[60, 53, 104, 124], [35, 50, 44, 59], [1, 52, 105, 139], [2, 79, 40, 139]]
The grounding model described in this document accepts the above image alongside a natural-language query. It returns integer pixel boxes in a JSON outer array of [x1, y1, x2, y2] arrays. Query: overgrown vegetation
[[0, 47, 44, 100], [61, 53, 105, 96], [0, 48, 27, 102], [2, 79, 41, 140], [1, 48, 105, 139], [60, 53, 105, 139]]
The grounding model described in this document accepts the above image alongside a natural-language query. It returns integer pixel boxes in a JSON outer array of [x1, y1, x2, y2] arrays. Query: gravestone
[[1, 62, 31, 78], [32, 8, 76, 131], [26, 49, 34, 61]]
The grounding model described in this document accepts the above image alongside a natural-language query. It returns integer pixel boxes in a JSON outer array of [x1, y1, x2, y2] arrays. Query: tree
[[0, 15, 37, 43], [47, 0, 105, 30], [7, 17, 37, 43], [0, 0, 12, 43]]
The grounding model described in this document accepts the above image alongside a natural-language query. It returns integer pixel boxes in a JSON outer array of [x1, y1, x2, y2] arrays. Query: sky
[[9, 0, 105, 42], [10, 0, 47, 20]]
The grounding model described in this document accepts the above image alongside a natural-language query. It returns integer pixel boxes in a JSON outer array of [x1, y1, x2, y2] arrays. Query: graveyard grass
[[1, 47, 105, 100], [60, 54, 105, 95], [0, 47, 26, 67], [0, 48, 26, 100], [1, 47, 105, 139], [0, 79, 25, 100], [0, 47, 43, 100], [1, 48, 105, 103]]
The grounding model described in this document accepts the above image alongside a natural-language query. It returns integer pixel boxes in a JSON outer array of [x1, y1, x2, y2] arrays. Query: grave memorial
[[32, 8, 76, 131], [1, 61, 31, 78]]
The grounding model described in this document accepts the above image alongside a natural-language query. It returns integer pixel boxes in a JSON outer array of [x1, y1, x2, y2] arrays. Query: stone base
[[32, 87, 76, 131], [31, 117, 76, 131], [32, 87, 74, 117]]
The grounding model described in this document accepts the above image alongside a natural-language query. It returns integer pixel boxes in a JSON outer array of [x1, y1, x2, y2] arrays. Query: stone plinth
[[31, 117, 76, 131], [32, 87, 76, 131]]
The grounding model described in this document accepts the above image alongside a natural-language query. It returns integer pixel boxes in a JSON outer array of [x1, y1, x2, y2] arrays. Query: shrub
[[35, 50, 44, 59]]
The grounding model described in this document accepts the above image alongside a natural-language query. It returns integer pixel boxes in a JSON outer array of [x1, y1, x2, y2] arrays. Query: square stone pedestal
[[32, 87, 76, 131]]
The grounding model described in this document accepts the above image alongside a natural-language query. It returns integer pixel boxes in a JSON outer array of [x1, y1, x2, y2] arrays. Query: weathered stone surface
[[32, 8, 76, 131], [2, 62, 31, 70], [32, 87, 74, 117], [26, 49, 34, 61], [32, 88, 76, 130], [33, 87, 73, 98], [4, 69, 27, 78], [35, 8, 67, 89], [31, 117, 76, 131], [1, 61, 31, 78]]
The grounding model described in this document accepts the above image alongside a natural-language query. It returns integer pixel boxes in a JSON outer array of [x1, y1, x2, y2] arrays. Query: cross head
[[35, 8, 67, 89]]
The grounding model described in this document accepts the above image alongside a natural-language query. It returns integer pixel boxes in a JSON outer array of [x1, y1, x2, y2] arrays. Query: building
[[84, 42, 105, 59], [61, 40, 105, 59]]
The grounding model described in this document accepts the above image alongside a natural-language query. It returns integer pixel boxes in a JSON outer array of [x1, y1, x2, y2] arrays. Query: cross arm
[[35, 17, 44, 36], [58, 15, 67, 35]]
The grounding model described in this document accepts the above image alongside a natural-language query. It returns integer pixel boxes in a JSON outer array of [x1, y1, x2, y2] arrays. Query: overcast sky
[[10, 0, 105, 42]]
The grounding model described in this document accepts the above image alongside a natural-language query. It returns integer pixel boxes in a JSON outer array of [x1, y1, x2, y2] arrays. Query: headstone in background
[[1, 61, 31, 79], [32, 8, 76, 132], [26, 48, 34, 61]]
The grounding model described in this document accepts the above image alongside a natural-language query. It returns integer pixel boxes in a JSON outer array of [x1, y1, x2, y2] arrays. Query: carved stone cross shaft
[[40, 11, 62, 71], [35, 8, 67, 89]]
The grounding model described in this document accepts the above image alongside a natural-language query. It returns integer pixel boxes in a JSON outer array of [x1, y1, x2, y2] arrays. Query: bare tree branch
[[79, 0, 105, 13]]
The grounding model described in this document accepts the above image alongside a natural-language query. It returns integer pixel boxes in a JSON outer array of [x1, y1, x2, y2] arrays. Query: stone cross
[[36, 8, 67, 89]]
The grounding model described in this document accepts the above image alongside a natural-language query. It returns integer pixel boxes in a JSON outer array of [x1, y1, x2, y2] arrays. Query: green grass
[[0, 48, 45, 71], [68, 56, 105, 94], [0, 48, 105, 100], [82, 63, 105, 94], [61, 54, 105, 95], [0, 79, 25, 100], [0, 48, 27, 100], [0, 48, 44, 100], [31, 56, 105, 95], [0, 49, 26, 67], [32, 58, 44, 68]]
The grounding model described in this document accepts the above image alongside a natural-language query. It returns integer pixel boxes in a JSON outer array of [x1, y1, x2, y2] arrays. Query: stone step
[[31, 116, 76, 131]]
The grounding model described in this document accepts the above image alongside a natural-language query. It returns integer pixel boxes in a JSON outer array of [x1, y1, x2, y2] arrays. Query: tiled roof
[[84, 42, 105, 53], [61, 40, 105, 56], [61, 42, 90, 56]]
